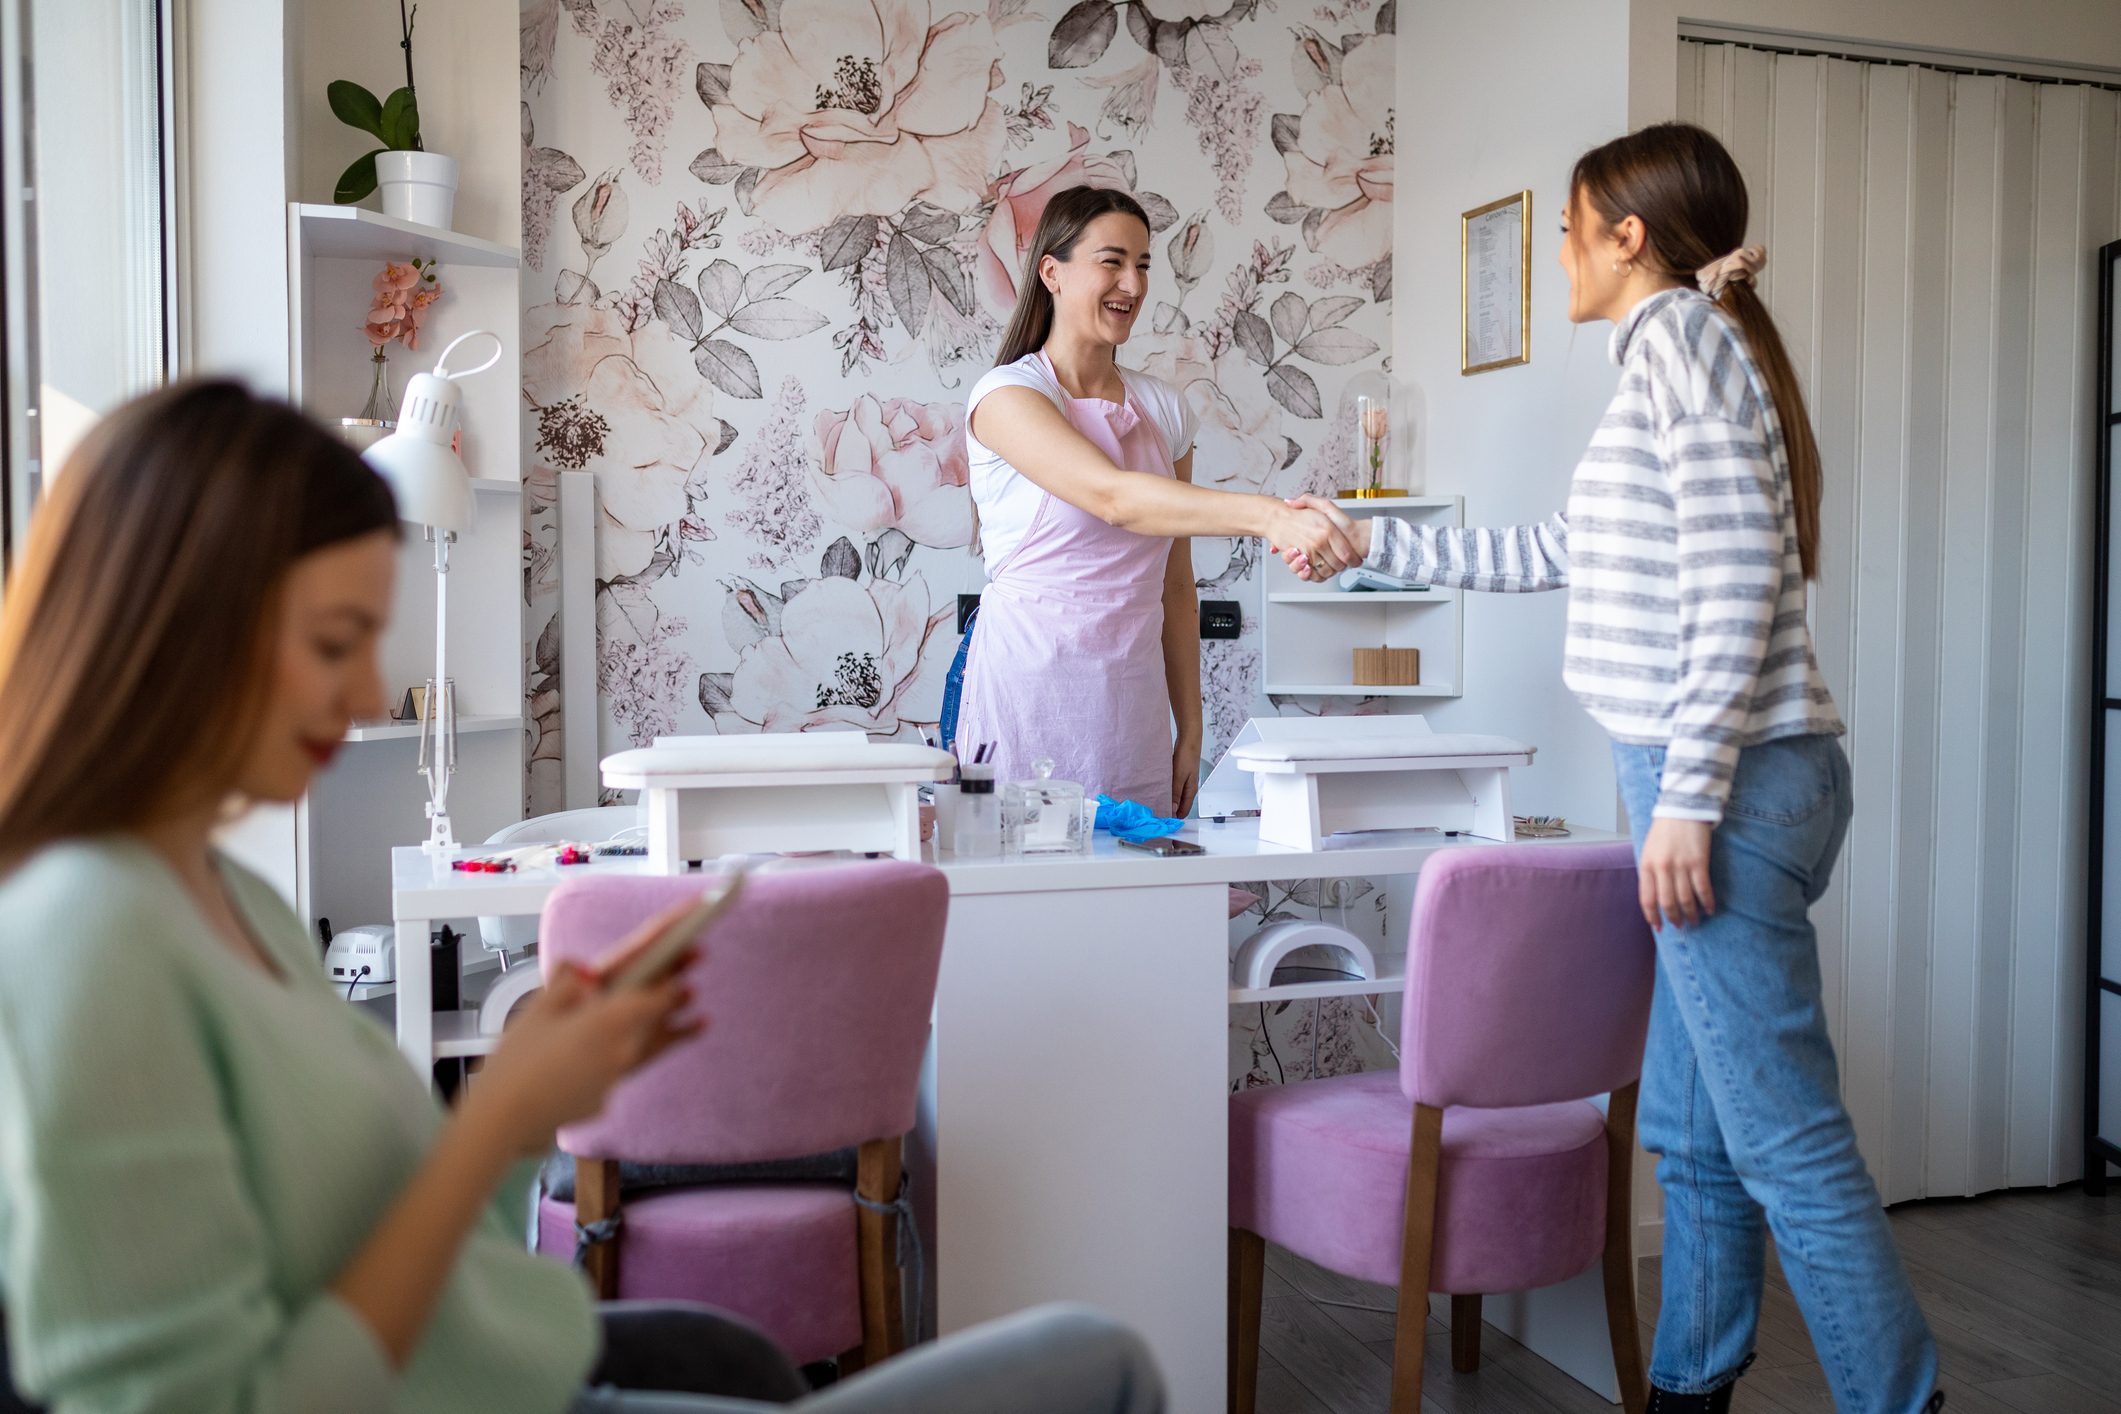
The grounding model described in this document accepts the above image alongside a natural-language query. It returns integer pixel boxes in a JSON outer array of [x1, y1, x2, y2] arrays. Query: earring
[[1613, 259, 1632, 276]]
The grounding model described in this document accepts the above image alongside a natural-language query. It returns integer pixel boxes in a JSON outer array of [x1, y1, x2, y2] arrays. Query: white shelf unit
[[1228, 973, 1407, 1005], [1259, 495, 1464, 699], [342, 714, 526, 743], [279, 203, 528, 944]]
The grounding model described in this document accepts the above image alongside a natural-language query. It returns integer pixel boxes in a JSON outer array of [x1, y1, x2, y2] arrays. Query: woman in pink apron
[[953, 187, 1358, 816]]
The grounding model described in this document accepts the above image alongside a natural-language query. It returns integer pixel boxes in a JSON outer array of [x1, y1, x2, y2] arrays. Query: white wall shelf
[[1266, 590, 1456, 604], [1329, 495, 1458, 510], [343, 714, 526, 743], [432, 1008, 501, 1060], [1260, 495, 1464, 703], [1228, 974, 1407, 1005], [342, 951, 507, 1003], [291, 203, 521, 268], [1262, 683, 1457, 698]]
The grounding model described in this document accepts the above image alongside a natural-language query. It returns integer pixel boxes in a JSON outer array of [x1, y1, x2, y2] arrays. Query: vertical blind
[[1679, 41, 2121, 1202]]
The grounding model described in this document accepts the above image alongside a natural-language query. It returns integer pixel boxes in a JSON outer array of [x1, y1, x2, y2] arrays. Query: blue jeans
[[1613, 737, 1937, 1413]]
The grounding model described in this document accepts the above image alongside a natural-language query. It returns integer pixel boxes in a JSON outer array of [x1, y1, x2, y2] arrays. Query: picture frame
[[1461, 190, 1531, 375]]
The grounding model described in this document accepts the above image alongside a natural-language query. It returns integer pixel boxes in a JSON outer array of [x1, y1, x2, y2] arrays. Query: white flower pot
[[375, 150, 459, 231]]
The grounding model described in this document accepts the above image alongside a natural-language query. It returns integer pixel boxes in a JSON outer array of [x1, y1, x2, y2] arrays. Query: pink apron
[[955, 356, 1177, 815]]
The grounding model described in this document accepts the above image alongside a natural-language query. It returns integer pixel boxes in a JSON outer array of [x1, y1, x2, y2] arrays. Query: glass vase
[[338, 349, 397, 451], [358, 348, 395, 423]]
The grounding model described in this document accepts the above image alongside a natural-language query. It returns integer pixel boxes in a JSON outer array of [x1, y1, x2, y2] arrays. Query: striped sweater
[[1365, 287, 1843, 822]]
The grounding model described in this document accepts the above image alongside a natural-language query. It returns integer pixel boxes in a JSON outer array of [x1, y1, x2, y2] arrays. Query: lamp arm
[[432, 329, 503, 382]]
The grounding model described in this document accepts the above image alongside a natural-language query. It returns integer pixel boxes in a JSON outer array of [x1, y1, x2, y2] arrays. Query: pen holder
[[950, 765, 1001, 858], [1352, 646, 1420, 686]]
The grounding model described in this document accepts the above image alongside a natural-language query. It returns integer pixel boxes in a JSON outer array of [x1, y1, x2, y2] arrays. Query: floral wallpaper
[[520, 0, 1396, 1086]]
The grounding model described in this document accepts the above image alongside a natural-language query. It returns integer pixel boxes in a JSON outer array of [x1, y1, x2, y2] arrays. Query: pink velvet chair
[[532, 861, 948, 1373], [1228, 843, 1654, 1414]]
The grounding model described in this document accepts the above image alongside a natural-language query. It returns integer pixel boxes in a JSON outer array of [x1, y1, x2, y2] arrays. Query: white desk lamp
[[362, 328, 504, 852]]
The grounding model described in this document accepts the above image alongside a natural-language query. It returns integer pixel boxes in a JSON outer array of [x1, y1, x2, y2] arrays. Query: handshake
[[1267, 494, 1373, 582]]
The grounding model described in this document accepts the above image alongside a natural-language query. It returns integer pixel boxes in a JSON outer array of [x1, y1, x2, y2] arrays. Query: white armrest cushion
[[603, 742, 954, 777], [1230, 733, 1534, 764]]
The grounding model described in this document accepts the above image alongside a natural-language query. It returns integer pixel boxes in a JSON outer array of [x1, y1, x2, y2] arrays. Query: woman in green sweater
[[0, 383, 1162, 1414]]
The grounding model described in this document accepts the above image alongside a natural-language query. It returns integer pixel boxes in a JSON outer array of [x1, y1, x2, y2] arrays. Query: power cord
[[1258, 1002, 1285, 1085], [343, 964, 372, 1001]]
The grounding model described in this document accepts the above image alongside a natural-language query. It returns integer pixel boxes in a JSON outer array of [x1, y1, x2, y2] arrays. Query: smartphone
[[598, 869, 746, 991], [1117, 836, 1206, 857]]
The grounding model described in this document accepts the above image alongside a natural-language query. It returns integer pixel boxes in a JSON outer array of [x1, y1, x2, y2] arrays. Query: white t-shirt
[[964, 352, 1198, 572]]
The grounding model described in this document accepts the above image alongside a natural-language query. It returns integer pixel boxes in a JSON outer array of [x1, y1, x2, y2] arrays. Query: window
[[0, 0, 173, 575]]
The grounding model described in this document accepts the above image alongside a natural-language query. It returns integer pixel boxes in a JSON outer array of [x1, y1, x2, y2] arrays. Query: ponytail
[[1571, 122, 1823, 579], [1717, 280, 1822, 580]]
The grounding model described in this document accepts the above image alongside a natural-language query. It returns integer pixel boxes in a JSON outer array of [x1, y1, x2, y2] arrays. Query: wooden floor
[[1254, 1186, 2121, 1414]]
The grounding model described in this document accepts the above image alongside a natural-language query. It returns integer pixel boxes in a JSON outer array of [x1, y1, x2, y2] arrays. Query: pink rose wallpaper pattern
[[521, 0, 1395, 1083]]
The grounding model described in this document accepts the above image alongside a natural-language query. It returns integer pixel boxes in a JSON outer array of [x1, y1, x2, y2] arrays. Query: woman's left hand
[[1638, 817, 1716, 931], [1173, 738, 1202, 818]]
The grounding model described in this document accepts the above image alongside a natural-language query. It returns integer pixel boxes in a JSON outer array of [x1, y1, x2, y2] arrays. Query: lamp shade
[[363, 370, 472, 532]]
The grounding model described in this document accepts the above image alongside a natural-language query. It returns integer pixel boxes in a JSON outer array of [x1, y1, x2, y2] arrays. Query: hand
[[464, 959, 702, 1154], [1265, 500, 1360, 579], [1173, 737, 1202, 817], [1638, 817, 1716, 931], [1274, 497, 1369, 581]]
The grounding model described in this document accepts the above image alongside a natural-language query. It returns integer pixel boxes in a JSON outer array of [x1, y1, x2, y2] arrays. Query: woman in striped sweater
[[1285, 124, 1942, 1414]]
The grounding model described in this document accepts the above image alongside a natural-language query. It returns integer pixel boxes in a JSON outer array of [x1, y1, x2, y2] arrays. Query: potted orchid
[[339, 259, 442, 448], [327, 2, 458, 229]]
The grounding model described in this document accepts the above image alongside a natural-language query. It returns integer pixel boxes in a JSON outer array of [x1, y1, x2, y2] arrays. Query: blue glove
[[1094, 794, 1185, 843]]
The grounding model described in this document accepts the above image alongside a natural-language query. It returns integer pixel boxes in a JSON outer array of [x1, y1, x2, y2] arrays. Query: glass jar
[[1001, 758, 1091, 857]]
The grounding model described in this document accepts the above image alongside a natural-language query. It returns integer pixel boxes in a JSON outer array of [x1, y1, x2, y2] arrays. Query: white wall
[[1392, 0, 1633, 830], [182, 0, 301, 898], [181, 0, 295, 389]]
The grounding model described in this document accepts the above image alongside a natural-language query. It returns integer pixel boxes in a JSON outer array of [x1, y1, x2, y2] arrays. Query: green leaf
[[334, 149, 383, 203], [327, 81, 385, 140], [380, 87, 421, 152]]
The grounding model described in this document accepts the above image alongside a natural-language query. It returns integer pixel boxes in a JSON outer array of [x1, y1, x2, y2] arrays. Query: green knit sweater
[[0, 838, 597, 1413]]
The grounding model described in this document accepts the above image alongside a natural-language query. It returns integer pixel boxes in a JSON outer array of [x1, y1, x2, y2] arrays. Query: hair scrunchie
[[1696, 245, 1766, 300]]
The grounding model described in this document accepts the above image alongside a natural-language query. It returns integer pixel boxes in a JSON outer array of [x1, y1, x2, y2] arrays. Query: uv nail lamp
[[1231, 919, 1379, 991], [603, 736, 956, 870]]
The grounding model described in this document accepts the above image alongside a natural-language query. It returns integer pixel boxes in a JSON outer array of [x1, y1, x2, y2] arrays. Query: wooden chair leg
[[1450, 1293, 1482, 1372], [1601, 1083, 1649, 1414], [575, 1157, 622, 1300], [856, 1137, 907, 1366], [1228, 1228, 1265, 1414], [1389, 1103, 1445, 1414]]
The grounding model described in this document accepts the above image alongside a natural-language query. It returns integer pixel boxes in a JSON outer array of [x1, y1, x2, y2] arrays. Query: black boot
[[1645, 1354, 1753, 1413]]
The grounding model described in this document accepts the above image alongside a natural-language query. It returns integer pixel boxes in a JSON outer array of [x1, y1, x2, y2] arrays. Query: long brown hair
[[1571, 122, 1823, 580], [993, 185, 1152, 367], [0, 381, 398, 867]]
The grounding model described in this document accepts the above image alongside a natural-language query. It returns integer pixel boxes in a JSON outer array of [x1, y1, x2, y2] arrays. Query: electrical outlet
[[956, 593, 982, 634], [1200, 599, 1242, 640]]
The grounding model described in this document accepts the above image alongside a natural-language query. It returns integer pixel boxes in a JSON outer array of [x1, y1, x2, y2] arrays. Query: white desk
[[388, 822, 1629, 1412]]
